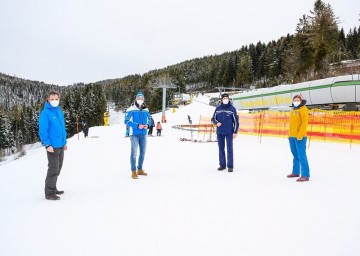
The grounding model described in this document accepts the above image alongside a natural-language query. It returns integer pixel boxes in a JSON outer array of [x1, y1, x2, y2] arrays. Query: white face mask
[[293, 101, 301, 107], [137, 100, 144, 106], [50, 100, 59, 108], [222, 99, 229, 104]]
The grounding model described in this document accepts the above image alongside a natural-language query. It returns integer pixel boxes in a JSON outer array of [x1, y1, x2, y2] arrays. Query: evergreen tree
[[331, 28, 348, 63], [0, 111, 15, 152], [346, 27, 360, 59], [0, 110, 7, 151], [235, 54, 253, 87], [294, 0, 339, 78]]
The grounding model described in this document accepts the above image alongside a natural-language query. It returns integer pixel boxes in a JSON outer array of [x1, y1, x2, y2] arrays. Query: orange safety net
[[179, 110, 360, 145], [238, 109, 360, 145]]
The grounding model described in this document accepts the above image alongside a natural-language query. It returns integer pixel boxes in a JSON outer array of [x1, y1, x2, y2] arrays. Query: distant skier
[[211, 93, 239, 172], [287, 95, 310, 182], [124, 92, 152, 179], [156, 121, 162, 136], [148, 116, 155, 136], [83, 122, 89, 138], [188, 115, 192, 124], [38, 91, 67, 200]]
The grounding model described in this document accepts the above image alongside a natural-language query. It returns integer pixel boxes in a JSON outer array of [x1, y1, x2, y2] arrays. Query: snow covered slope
[[0, 96, 359, 256]]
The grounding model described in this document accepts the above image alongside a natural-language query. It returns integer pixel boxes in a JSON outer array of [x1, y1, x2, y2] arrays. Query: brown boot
[[137, 169, 147, 176], [45, 194, 60, 200], [287, 173, 300, 178], [131, 172, 138, 179], [296, 177, 309, 182]]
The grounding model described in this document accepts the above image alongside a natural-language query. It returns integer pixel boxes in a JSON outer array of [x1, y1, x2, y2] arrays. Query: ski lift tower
[[153, 82, 177, 123]]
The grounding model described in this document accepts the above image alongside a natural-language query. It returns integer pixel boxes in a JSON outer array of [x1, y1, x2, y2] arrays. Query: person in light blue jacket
[[124, 91, 152, 179], [39, 91, 67, 200]]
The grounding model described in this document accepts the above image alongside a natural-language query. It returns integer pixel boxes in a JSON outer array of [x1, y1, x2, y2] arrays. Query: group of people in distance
[[147, 116, 162, 137], [38, 91, 310, 200]]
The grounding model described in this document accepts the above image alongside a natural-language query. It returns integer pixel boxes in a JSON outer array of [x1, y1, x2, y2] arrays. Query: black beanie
[[221, 93, 229, 99]]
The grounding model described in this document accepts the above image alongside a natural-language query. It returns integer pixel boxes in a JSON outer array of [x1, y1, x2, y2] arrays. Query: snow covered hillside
[[0, 96, 359, 256]]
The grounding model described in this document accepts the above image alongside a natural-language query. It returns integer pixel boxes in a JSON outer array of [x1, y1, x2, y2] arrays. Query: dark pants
[[148, 126, 153, 135], [45, 147, 65, 196], [217, 134, 234, 169], [157, 129, 161, 136]]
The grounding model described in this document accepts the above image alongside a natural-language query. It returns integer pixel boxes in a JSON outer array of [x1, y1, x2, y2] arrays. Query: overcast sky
[[0, 0, 359, 85]]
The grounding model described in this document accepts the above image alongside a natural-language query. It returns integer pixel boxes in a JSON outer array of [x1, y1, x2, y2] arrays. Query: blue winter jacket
[[211, 102, 239, 135], [124, 103, 151, 136], [39, 102, 67, 148]]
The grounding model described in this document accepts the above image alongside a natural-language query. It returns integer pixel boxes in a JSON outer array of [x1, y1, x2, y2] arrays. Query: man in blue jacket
[[211, 93, 239, 172], [39, 91, 67, 200], [124, 92, 152, 179]]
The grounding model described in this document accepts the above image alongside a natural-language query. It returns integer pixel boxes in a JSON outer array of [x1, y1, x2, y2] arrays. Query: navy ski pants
[[217, 134, 234, 169]]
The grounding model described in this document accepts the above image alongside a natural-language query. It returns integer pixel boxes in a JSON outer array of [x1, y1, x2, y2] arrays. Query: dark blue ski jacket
[[211, 102, 239, 135]]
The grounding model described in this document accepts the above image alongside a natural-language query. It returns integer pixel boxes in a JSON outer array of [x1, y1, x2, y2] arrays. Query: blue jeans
[[289, 137, 310, 177], [217, 134, 234, 169], [130, 135, 147, 172]]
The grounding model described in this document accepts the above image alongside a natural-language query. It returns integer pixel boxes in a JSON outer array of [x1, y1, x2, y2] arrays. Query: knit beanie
[[136, 91, 144, 99]]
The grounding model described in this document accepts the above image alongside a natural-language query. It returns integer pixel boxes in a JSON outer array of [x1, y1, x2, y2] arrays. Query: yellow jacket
[[289, 105, 309, 140]]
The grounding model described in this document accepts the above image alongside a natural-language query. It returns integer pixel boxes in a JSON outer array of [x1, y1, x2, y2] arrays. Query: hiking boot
[[132, 172, 138, 179], [45, 194, 60, 200], [228, 168, 233, 172], [56, 190, 64, 195], [296, 177, 309, 182], [287, 173, 300, 178], [217, 166, 226, 171], [137, 169, 147, 176]]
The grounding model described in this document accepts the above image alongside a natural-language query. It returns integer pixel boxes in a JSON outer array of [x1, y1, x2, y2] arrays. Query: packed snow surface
[[0, 96, 359, 256]]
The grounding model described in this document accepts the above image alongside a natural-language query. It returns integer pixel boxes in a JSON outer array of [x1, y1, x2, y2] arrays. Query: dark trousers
[[45, 147, 65, 196], [157, 129, 161, 136], [148, 126, 153, 135], [217, 134, 234, 169]]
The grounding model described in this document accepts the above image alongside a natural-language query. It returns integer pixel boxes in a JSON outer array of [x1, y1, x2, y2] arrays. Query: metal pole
[[162, 87, 167, 123], [76, 117, 79, 140]]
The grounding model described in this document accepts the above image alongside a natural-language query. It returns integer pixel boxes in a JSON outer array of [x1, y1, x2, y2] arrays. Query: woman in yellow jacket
[[287, 95, 310, 182]]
